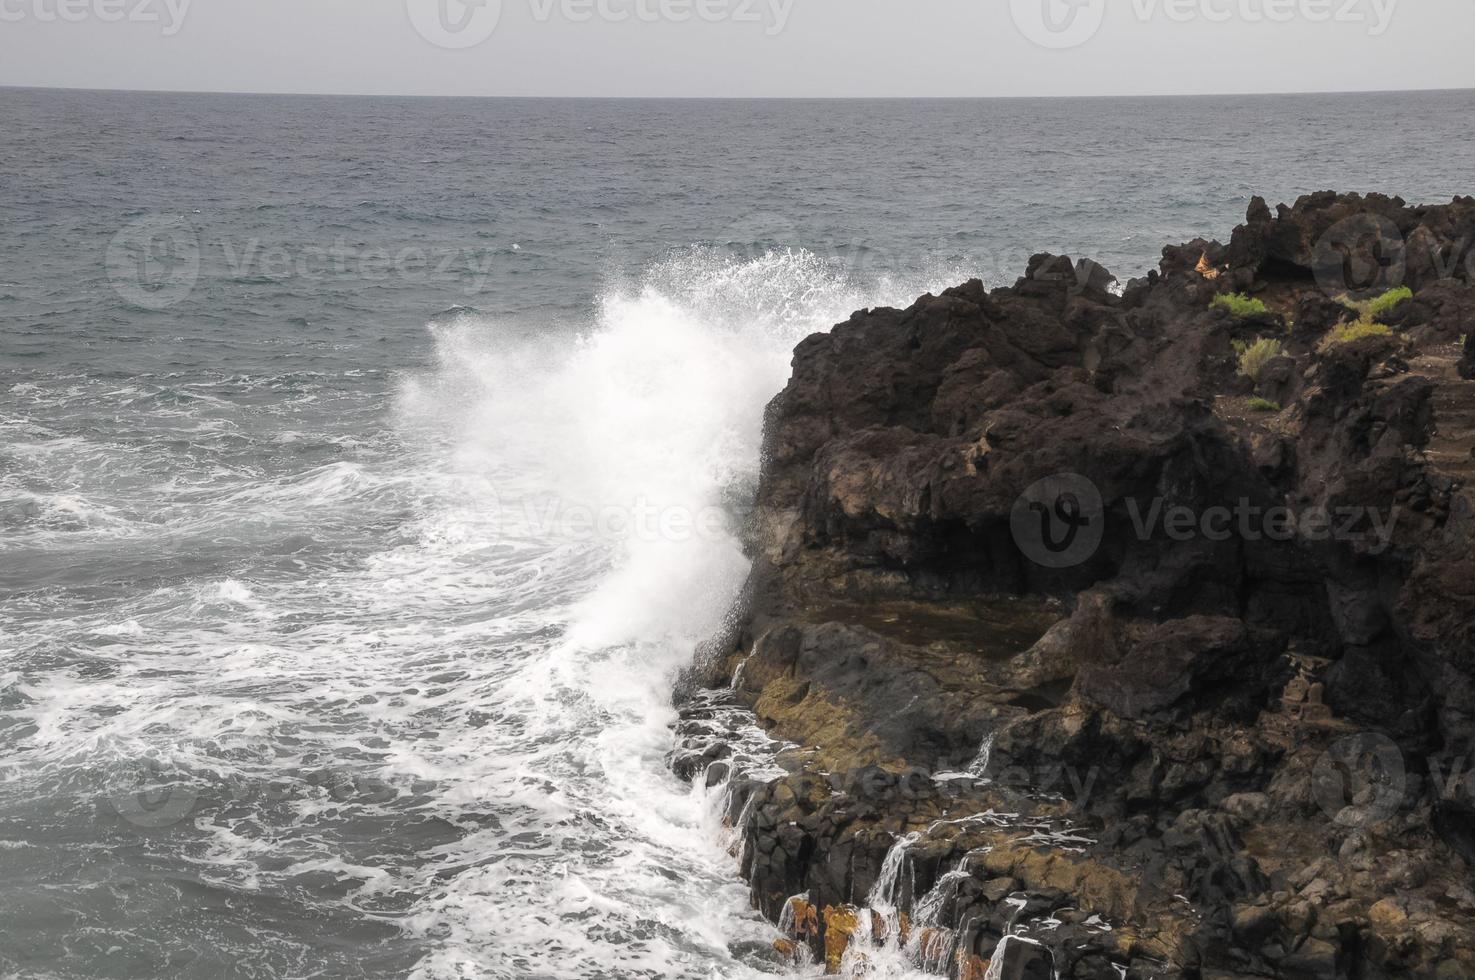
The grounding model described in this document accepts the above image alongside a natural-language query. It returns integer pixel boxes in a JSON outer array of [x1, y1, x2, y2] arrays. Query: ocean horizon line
[[5, 82, 1473, 101]]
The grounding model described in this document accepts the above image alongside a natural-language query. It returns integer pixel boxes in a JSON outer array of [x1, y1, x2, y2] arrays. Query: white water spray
[[392, 250, 970, 977]]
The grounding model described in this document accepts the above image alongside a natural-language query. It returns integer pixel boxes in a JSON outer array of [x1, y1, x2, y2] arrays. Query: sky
[[0, 0, 1472, 98]]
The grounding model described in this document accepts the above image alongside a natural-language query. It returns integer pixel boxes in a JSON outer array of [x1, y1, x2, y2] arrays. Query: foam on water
[[0, 249, 966, 979], [391, 251, 968, 978]]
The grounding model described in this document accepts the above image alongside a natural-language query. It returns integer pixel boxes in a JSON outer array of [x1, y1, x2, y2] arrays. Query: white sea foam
[[391, 250, 935, 978], [0, 248, 971, 978]]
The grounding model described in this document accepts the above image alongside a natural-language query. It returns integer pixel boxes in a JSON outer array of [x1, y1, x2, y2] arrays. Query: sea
[[1, 87, 1472, 979]]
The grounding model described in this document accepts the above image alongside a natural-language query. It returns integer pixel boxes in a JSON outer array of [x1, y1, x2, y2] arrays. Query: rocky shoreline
[[671, 193, 1475, 979]]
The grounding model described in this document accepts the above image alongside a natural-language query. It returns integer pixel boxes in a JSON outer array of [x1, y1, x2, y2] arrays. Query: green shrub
[[1211, 293, 1271, 318], [1344, 285, 1413, 320], [1318, 316, 1392, 351], [1238, 337, 1285, 381], [1248, 397, 1281, 412]]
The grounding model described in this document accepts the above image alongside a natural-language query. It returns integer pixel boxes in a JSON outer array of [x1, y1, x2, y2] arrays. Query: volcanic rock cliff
[[672, 193, 1475, 979]]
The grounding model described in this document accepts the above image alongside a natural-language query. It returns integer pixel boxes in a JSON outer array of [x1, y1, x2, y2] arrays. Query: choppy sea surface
[[1, 88, 1472, 979]]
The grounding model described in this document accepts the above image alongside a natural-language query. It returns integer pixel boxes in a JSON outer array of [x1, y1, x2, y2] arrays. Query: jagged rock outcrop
[[675, 193, 1475, 979]]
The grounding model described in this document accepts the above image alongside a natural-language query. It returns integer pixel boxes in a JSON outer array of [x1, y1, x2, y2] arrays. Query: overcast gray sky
[[1, 0, 1472, 97]]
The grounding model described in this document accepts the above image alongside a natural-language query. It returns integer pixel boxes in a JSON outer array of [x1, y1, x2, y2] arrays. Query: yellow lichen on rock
[[823, 905, 861, 973], [787, 897, 819, 938]]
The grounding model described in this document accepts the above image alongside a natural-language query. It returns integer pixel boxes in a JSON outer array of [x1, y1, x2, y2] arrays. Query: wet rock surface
[[673, 193, 1475, 978]]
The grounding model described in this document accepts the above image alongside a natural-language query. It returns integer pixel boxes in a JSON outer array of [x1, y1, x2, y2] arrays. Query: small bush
[[1345, 285, 1413, 320], [1212, 293, 1271, 318], [1238, 336, 1285, 381], [1248, 397, 1281, 413], [1318, 316, 1392, 351]]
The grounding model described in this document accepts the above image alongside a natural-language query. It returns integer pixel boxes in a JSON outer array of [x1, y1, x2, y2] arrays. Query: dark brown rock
[[680, 192, 1475, 980]]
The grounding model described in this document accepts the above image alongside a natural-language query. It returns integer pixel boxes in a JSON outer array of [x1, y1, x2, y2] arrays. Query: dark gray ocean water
[[1, 88, 1473, 979]]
